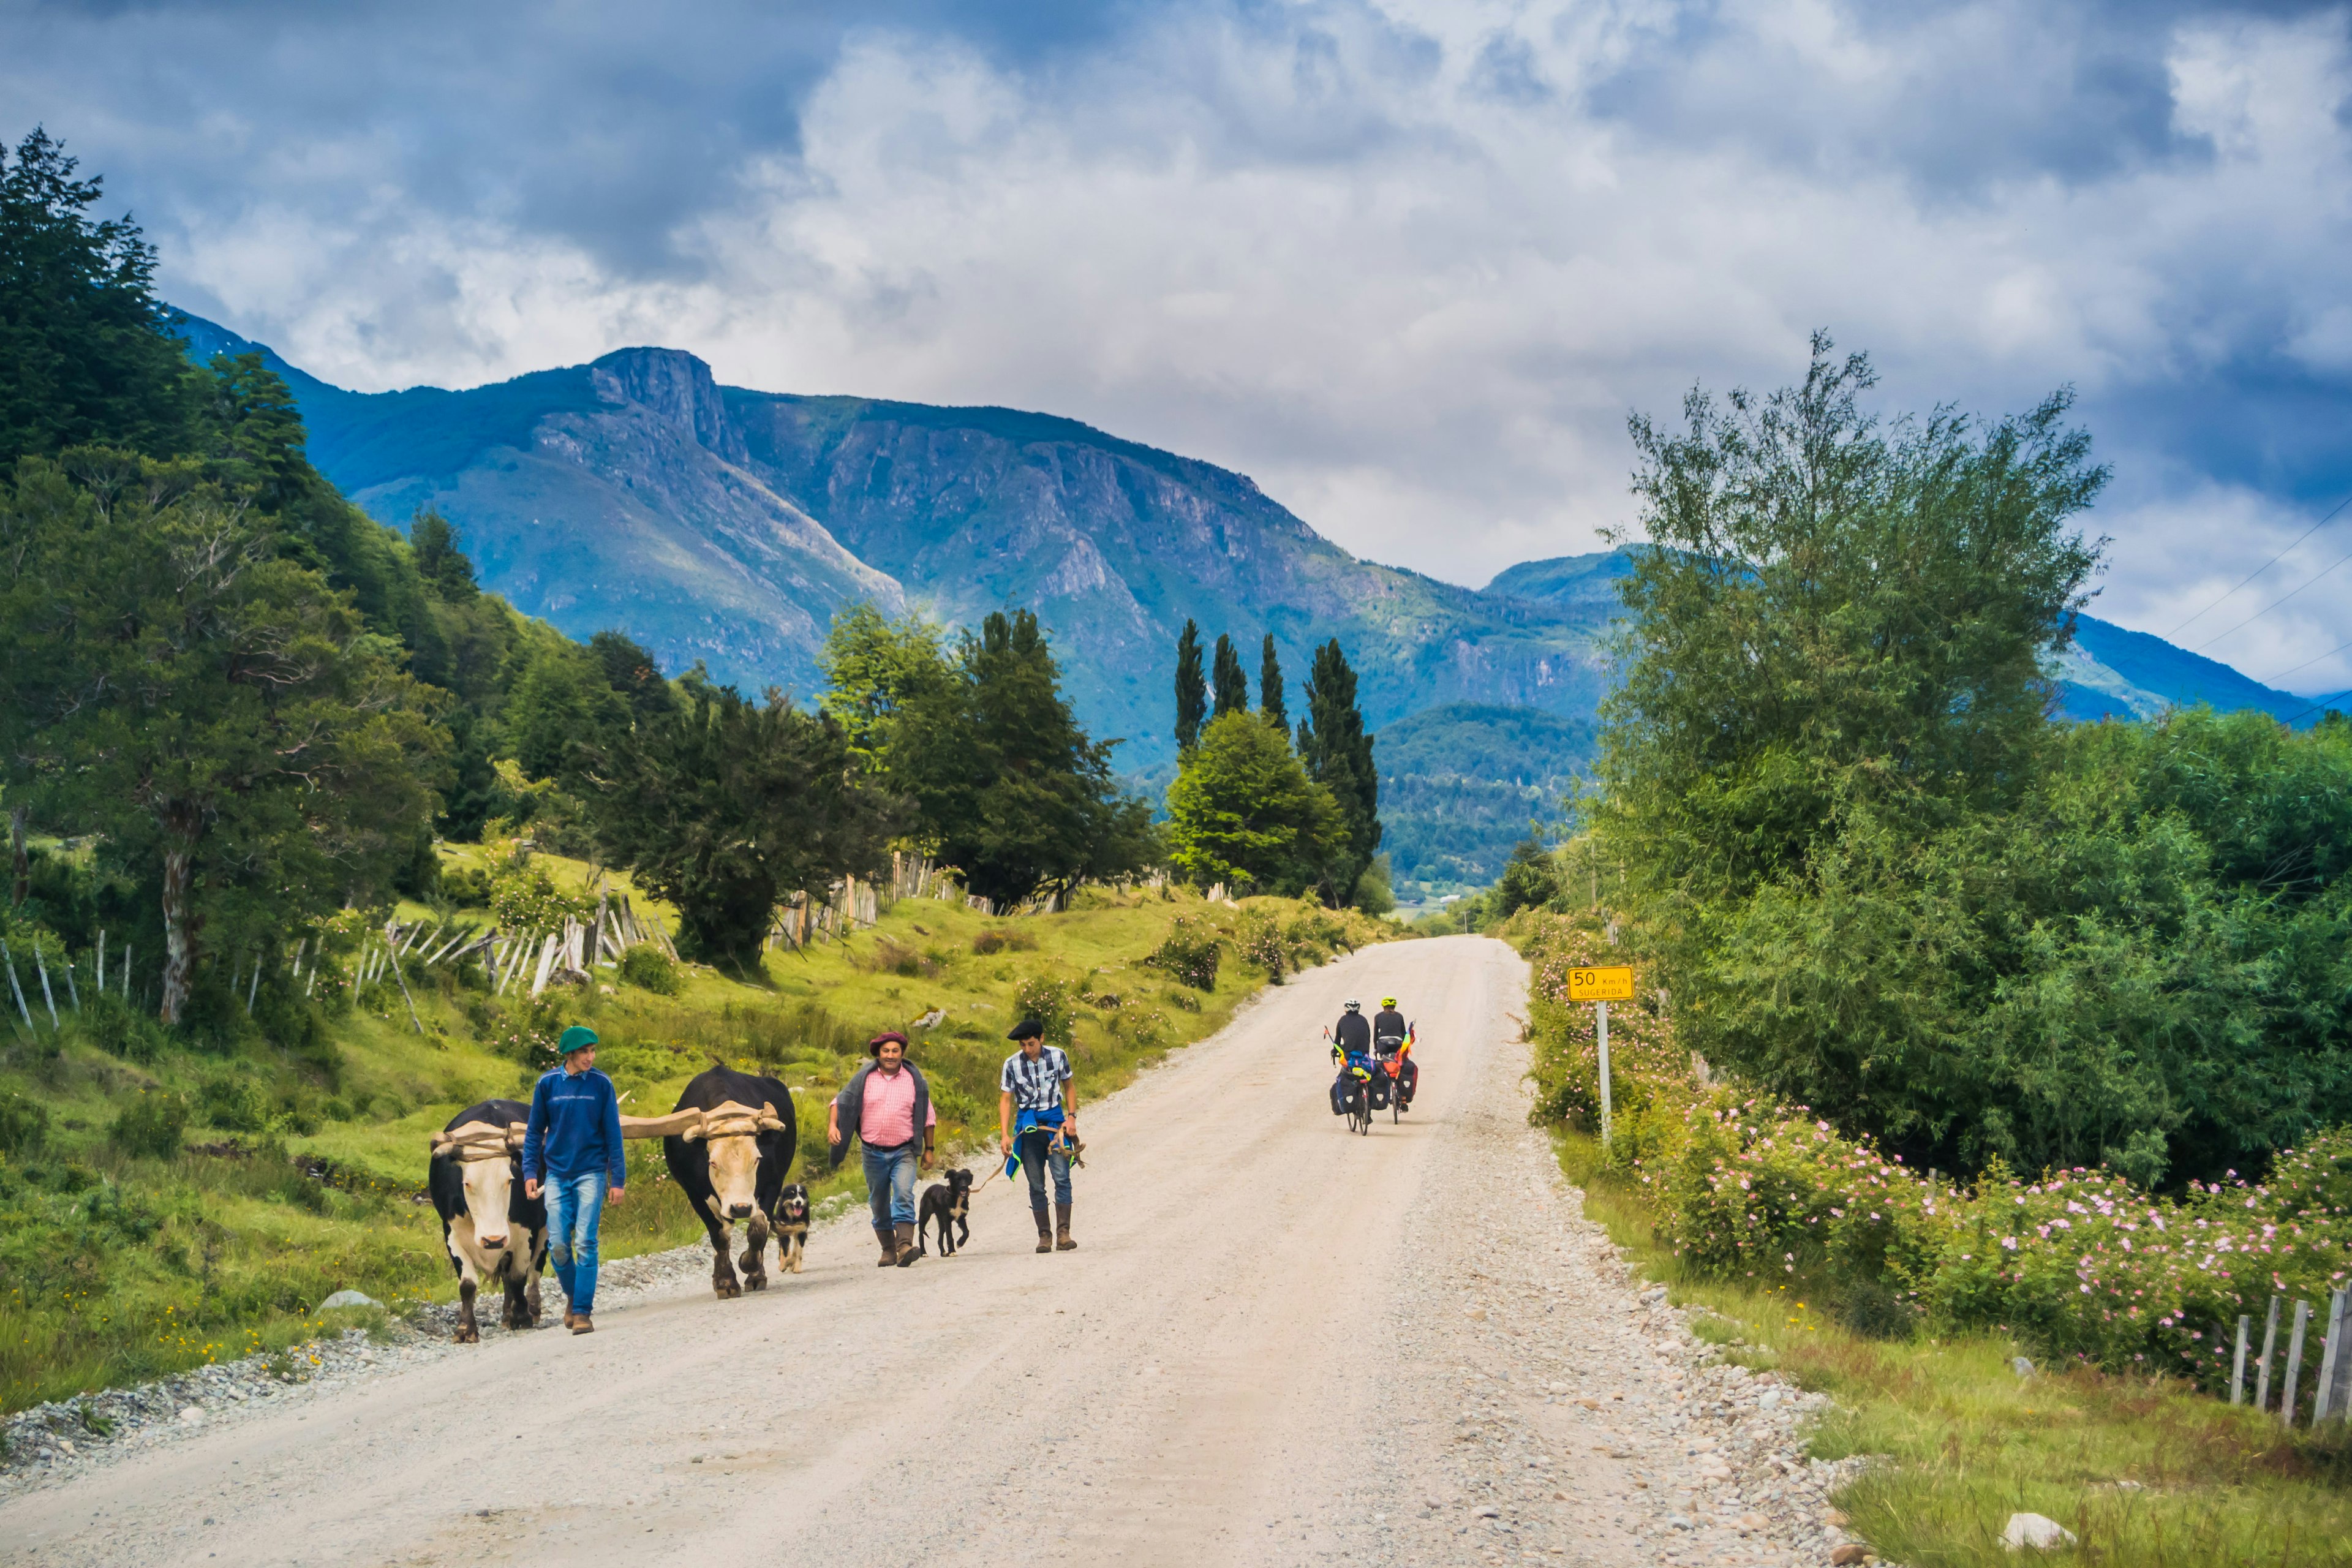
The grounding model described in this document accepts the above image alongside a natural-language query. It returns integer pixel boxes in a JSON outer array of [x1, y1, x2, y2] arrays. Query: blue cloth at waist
[[1014, 1106, 1066, 1137]]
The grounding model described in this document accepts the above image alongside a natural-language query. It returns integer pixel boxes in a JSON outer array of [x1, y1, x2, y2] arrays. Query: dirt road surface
[[1, 936, 1845, 1567]]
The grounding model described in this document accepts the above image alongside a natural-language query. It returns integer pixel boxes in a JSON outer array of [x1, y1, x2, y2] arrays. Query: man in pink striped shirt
[[827, 1032, 937, 1267]]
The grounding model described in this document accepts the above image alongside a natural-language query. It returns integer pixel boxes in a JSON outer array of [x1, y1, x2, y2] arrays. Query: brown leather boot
[[1055, 1202, 1076, 1251], [875, 1225, 898, 1267], [893, 1221, 919, 1267], [1035, 1209, 1053, 1253]]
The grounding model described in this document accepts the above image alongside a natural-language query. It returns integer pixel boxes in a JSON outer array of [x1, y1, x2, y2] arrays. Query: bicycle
[[1344, 1065, 1372, 1136]]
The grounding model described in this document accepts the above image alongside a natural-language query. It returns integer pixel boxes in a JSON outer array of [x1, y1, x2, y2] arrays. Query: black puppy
[[771, 1183, 810, 1275], [917, 1168, 974, 1256]]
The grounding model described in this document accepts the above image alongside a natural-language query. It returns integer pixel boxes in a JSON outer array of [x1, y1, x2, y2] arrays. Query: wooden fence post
[[2317, 1289, 2349, 1424], [2283, 1300, 2312, 1426], [31, 938, 59, 1030], [2258, 1297, 2283, 1411], [2232, 1314, 2251, 1406], [96, 929, 106, 994], [384, 922, 427, 1036], [1, 941, 34, 1036]]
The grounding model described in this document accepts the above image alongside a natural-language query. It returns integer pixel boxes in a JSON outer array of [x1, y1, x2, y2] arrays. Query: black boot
[[1034, 1206, 1053, 1253], [1055, 1202, 1076, 1251]]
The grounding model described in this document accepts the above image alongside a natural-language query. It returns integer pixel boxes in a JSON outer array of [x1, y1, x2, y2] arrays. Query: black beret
[[1008, 1017, 1046, 1041]]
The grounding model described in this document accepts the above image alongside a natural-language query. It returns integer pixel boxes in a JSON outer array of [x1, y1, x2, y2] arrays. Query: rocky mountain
[[176, 315, 1605, 768], [173, 315, 2315, 894]]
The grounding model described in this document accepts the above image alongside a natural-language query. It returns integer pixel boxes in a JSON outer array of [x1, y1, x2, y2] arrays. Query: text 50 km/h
[[1566, 966, 1635, 1003]]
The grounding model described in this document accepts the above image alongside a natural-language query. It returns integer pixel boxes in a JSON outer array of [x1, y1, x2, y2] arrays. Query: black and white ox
[[622, 1065, 796, 1300], [427, 1099, 548, 1342]]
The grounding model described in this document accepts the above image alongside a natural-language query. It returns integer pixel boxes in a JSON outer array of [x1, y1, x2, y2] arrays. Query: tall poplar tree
[[1173, 619, 1207, 752], [1212, 633, 1249, 718], [1259, 634, 1287, 731], [1296, 638, 1381, 905]]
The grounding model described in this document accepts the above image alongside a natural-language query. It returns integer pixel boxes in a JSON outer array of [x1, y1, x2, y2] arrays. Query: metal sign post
[[1568, 966, 1635, 1147]]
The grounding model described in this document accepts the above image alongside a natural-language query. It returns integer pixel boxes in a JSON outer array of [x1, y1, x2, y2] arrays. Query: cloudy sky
[[7, 0, 2351, 699]]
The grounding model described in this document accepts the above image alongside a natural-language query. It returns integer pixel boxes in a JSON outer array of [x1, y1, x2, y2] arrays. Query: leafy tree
[[888, 609, 1153, 907], [0, 128, 196, 463], [1173, 618, 1207, 752], [1212, 633, 1248, 718], [503, 639, 627, 783], [1, 453, 447, 1022], [1258, 633, 1287, 729], [589, 629, 676, 723], [1165, 710, 1346, 894], [818, 602, 956, 763], [1296, 638, 1381, 903], [1490, 837, 1562, 919], [1597, 336, 2103, 896], [589, 677, 896, 960], [409, 508, 479, 602]]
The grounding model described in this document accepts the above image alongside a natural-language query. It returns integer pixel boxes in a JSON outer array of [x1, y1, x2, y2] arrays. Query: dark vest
[[1333, 1012, 1371, 1052], [1373, 1009, 1409, 1049], [828, 1060, 932, 1170]]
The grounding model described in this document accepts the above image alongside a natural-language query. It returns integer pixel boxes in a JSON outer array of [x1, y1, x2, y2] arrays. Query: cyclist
[[1373, 996, 1417, 1110], [1329, 998, 1374, 1117]]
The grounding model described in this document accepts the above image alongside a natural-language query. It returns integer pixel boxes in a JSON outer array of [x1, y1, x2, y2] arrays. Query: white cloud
[[21, 0, 2351, 684]]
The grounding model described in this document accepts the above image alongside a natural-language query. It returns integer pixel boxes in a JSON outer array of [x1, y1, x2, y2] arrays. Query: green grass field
[[1552, 1128, 2352, 1567], [0, 851, 1389, 1414]]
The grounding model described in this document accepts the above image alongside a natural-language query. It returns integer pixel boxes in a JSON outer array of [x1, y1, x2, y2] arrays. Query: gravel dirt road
[[0, 935, 1855, 1567]]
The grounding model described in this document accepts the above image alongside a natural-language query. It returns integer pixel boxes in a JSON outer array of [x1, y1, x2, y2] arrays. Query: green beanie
[[557, 1025, 600, 1057]]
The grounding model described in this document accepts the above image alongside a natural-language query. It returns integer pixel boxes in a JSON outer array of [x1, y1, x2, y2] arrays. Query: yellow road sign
[[1567, 965, 1634, 1003]]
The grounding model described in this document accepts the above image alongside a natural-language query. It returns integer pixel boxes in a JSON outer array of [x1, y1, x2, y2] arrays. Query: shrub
[[0, 1090, 48, 1157], [1513, 909, 2352, 1383], [858, 937, 938, 979], [198, 1074, 272, 1133], [80, 992, 166, 1063], [971, 927, 1036, 956], [616, 944, 683, 996], [1235, 909, 1290, 981], [1011, 974, 1078, 1047], [1142, 916, 1221, 990], [110, 1091, 189, 1159]]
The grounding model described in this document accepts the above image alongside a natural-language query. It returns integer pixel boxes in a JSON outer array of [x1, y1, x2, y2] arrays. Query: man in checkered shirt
[[999, 1017, 1080, 1254]]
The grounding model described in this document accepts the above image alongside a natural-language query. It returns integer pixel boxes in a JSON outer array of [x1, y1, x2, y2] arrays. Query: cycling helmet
[[1343, 998, 1361, 1011], [1380, 996, 1397, 1008]]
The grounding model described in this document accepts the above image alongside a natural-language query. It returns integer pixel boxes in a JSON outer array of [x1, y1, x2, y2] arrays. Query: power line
[[2280, 686, 2352, 727], [2188, 540, 2352, 654], [2166, 491, 2352, 639], [2263, 636, 2352, 686]]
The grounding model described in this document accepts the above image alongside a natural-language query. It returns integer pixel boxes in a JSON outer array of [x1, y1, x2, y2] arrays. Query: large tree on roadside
[[888, 609, 1153, 907], [1, 452, 447, 1022], [1296, 638, 1381, 904], [1165, 710, 1347, 894], [589, 677, 897, 961], [1591, 334, 2110, 1171]]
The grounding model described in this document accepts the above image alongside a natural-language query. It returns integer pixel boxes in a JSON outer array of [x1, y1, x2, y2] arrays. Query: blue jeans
[[1017, 1128, 1072, 1216], [863, 1141, 919, 1229], [544, 1172, 606, 1314]]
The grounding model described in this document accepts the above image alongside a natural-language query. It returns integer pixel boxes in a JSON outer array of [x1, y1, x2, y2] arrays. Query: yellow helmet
[[1380, 996, 1397, 1008]]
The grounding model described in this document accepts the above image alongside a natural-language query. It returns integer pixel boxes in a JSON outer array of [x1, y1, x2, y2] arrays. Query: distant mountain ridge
[[171, 314, 2315, 892], [175, 315, 1610, 768]]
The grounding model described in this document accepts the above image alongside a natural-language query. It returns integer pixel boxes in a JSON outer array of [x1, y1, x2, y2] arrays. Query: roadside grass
[[0, 860, 1387, 1412], [1551, 1126, 2352, 1568]]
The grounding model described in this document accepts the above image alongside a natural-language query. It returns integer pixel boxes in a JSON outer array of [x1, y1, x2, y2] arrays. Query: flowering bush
[[1513, 911, 2352, 1390]]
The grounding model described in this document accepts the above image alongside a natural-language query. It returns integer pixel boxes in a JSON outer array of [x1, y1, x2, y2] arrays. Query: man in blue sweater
[[522, 1025, 625, 1335]]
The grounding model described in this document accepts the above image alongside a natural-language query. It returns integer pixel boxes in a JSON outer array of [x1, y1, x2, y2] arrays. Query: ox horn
[[619, 1109, 705, 1140], [756, 1100, 786, 1132]]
